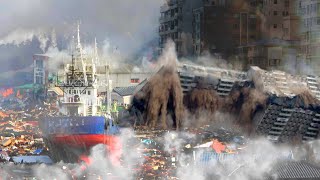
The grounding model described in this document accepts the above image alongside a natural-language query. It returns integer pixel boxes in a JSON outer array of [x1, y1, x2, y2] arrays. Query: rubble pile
[[130, 126, 248, 179], [0, 135, 46, 157], [136, 140, 176, 179], [0, 92, 58, 160]]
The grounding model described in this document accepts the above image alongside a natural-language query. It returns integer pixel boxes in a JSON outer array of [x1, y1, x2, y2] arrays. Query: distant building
[[158, 0, 306, 72], [239, 0, 301, 70], [240, 39, 299, 70], [159, 0, 202, 57], [112, 80, 148, 105], [260, 0, 297, 40], [193, 0, 261, 59], [298, 0, 320, 74], [33, 54, 50, 99], [33, 54, 49, 86], [95, 64, 155, 92]]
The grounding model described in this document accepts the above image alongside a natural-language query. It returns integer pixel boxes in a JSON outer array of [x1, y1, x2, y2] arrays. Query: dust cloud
[[136, 41, 184, 130]]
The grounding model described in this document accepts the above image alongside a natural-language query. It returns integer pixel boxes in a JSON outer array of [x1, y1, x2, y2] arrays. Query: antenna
[[94, 38, 97, 52], [56, 72, 58, 86], [106, 64, 111, 115], [77, 22, 81, 49], [71, 36, 75, 54], [71, 54, 75, 78], [94, 37, 99, 65]]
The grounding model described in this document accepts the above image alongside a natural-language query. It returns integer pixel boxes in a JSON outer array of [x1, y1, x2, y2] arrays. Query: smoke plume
[[0, 0, 164, 82], [137, 42, 184, 129], [183, 86, 267, 134], [32, 128, 144, 180]]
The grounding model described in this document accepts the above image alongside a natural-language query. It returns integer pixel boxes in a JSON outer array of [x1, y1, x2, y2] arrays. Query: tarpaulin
[[211, 139, 226, 154], [32, 148, 43, 155], [12, 155, 53, 164]]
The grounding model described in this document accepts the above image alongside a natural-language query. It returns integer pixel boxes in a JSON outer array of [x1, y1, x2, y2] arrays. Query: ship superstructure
[[56, 24, 110, 117], [40, 24, 120, 163]]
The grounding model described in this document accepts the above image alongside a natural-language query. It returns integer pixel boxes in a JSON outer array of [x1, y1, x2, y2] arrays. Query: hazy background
[[0, 0, 164, 78]]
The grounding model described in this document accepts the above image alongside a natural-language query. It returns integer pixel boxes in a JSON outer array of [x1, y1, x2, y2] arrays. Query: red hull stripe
[[51, 134, 121, 149]]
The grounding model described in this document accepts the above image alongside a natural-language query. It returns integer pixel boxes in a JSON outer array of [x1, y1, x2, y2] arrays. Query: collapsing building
[[249, 67, 320, 142], [131, 63, 320, 142], [178, 63, 249, 96]]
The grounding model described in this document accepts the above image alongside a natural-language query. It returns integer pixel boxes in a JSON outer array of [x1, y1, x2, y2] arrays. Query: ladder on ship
[[87, 106, 93, 116]]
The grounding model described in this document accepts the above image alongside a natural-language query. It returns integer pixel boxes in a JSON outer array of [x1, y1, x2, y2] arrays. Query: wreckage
[[131, 63, 320, 143]]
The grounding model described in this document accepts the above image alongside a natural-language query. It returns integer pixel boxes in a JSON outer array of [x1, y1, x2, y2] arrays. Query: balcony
[[160, 2, 179, 12], [306, 131, 318, 136], [159, 26, 179, 35], [159, 13, 180, 23], [271, 126, 284, 131], [269, 130, 282, 135]]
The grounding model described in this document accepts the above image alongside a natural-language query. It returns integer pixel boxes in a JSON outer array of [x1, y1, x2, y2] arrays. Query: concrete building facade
[[261, 0, 294, 39], [159, 0, 202, 57], [298, 0, 320, 74], [193, 0, 261, 59], [158, 0, 312, 73], [96, 64, 154, 90], [239, 0, 301, 70], [33, 54, 49, 86]]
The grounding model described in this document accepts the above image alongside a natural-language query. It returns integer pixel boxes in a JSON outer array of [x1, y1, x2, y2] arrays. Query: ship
[[40, 24, 121, 164]]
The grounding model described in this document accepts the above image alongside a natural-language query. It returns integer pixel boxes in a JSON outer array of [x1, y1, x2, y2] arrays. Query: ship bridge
[[56, 24, 106, 117]]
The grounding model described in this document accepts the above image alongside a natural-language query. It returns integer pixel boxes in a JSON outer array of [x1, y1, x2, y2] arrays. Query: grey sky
[[0, 0, 163, 59]]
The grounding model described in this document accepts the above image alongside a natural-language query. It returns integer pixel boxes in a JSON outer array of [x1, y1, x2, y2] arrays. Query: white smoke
[[0, 29, 36, 46], [31, 128, 144, 180], [157, 40, 178, 68], [0, 0, 163, 59], [101, 39, 123, 67], [161, 131, 305, 180], [33, 162, 71, 180], [44, 47, 70, 71], [0, 28, 49, 52]]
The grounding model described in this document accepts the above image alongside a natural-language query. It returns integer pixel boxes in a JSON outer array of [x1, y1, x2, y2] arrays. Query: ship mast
[[77, 23, 88, 86], [94, 38, 99, 65], [105, 64, 111, 115], [56, 23, 91, 89]]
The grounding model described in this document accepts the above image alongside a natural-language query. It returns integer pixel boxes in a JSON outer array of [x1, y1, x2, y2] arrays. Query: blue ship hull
[[42, 116, 106, 135], [41, 116, 121, 163]]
